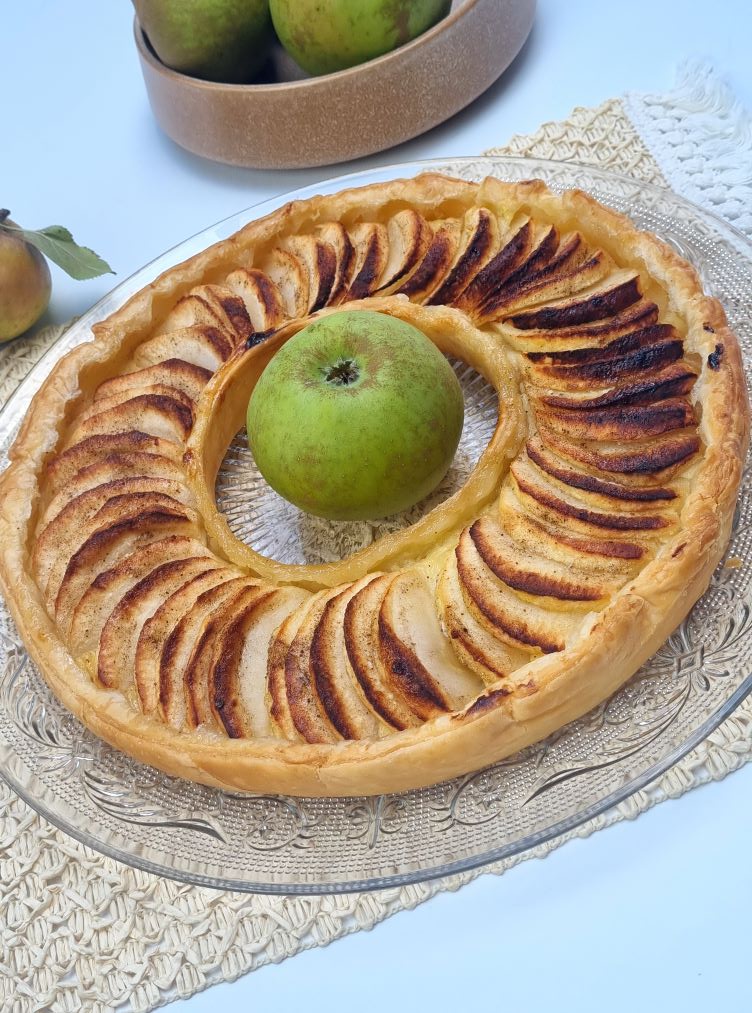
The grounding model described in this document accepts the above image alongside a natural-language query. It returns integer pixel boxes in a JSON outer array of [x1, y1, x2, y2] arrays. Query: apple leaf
[[18, 225, 114, 280], [0, 213, 114, 280]]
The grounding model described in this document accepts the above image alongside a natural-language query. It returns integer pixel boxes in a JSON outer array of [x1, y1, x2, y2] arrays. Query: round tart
[[0, 173, 747, 797]]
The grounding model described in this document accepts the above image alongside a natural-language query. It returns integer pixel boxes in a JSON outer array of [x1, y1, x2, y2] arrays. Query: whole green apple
[[269, 0, 451, 76], [0, 216, 51, 343], [135, 0, 273, 83], [247, 311, 464, 520]]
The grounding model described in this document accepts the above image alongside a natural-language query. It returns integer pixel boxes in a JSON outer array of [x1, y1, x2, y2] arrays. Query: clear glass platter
[[1, 156, 751, 895]]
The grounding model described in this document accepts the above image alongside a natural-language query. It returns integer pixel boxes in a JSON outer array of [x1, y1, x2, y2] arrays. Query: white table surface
[[4, 2, 752, 1010]]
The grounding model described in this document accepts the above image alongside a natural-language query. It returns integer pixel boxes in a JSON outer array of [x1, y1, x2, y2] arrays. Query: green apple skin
[[0, 224, 51, 342], [136, 0, 273, 83], [269, 0, 451, 76], [247, 311, 464, 521]]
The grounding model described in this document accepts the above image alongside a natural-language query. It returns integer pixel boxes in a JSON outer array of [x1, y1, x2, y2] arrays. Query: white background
[[3, 2, 752, 1010]]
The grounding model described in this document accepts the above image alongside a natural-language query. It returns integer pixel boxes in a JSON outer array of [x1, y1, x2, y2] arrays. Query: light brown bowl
[[134, 0, 535, 169]]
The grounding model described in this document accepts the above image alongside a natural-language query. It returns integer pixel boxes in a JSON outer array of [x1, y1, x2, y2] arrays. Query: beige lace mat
[[2, 60, 751, 1013]]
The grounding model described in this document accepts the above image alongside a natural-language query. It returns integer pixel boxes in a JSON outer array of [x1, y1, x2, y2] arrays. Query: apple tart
[[0, 173, 747, 797]]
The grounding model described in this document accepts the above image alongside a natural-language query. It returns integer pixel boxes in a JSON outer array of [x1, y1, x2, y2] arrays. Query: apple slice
[[154, 284, 251, 343], [43, 432, 184, 498], [375, 210, 433, 294], [532, 362, 697, 415], [67, 536, 215, 655], [437, 550, 528, 685], [343, 573, 421, 730], [427, 208, 501, 307], [38, 452, 194, 530], [396, 218, 462, 302], [75, 383, 195, 427], [225, 267, 287, 339], [536, 424, 701, 478], [309, 575, 392, 739], [97, 555, 222, 690], [262, 247, 310, 319], [534, 397, 696, 443], [454, 219, 533, 313], [159, 576, 257, 729], [455, 528, 578, 655], [315, 222, 354, 305], [52, 503, 202, 625], [281, 235, 337, 312], [472, 222, 562, 318], [132, 325, 234, 372], [135, 566, 240, 715], [94, 359, 211, 405], [342, 223, 388, 301], [185, 582, 271, 731], [63, 393, 194, 449], [378, 570, 483, 719], [498, 299, 660, 355], [505, 269, 642, 330], [267, 595, 320, 741], [211, 585, 309, 739]]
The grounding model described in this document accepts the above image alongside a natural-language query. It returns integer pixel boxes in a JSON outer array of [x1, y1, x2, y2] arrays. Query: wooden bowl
[[134, 0, 536, 170]]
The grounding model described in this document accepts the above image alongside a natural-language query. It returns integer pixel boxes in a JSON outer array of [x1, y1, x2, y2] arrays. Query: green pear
[[269, 0, 451, 76], [135, 0, 273, 83], [0, 216, 51, 343]]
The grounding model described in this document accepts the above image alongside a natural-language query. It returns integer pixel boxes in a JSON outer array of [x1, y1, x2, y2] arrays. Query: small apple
[[135, 0, 273, 83], [269, 0, 451, 76], [247, 310, 464, 520], [0, 214, 51, 343]]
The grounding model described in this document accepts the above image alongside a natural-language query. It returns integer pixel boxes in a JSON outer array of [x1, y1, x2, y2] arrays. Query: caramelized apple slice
[[93, 360, 211, 405], [225, 267, 287, 337], [455, 219, 533, 313], [378, 570, 483, 719], [135, 566, 240, 715], [154, 284, 251, 343], [67, 536, 215, 655], [342, 223, 388, 301], [281, 235, 337, 312], [375, 210, 433, 294], [396, 218, 462, 302], [211, 586, 309, 739], [437, 550, 527, 684], [428, 208, 501, 307], [536, 424, 701, 477], [75, 384, 195, 429], [344, 573, 421, 730], [132, 325, 233, 372], [267, 595, 320, 741], [63, 393, 194, 449], [262, 248, 310, 319], [97, 555, 221, 690], [43, 432, 184, 498], [498, 299, 660, 355], [506, 269, 642, 330]]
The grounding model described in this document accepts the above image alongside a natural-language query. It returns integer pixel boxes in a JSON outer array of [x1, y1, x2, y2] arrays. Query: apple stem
[[323, 359, 360, 385]]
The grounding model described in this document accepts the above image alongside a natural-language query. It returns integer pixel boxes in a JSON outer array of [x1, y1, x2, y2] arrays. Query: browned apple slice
[[525, 322, 676, 366], [281, 588, 348, 744], [132, 325, 234, 372], [378, 570, 483, 719], [97, 555, 222, 690], [454, 219, 533, 313], [498, 299, 660, 355], [39, 452, 194, 530], [342, 223, 388, 301], [39, 490, 200, 609], [509, 456, 672, 537], [43, 432, 184, 497], [471, 222, 563, 319], [186, 582, 272, 731], [267, 595, 320, 741], [309, 574, 393, 739], [154, 284, 251, 343], [63, 393, 194, 449], [94, 360, 211, 405], [437, 550, 528, 684], [343, 573, 421, 730], [159, 575, 254, 730], [67, 536, 215, 655], [135, 566, 240, 715], [455, 528, 578, 655], [535, 397, 696, 443], [75, 384, 195, 428], [34, 479, 196, 594], [529, 337, 685, 392], [281, 235, 337, 313], [536, 424, 701, 477], [506, 269, 642, 330], [375, 210, 433, 294], [395, 218, 462, 302], [211, 585, 309, 739], [225, 267, 287, 338], [468, 514, 618, 604], [531, 362, 697, 412], [53, 503, 203, 624], [309, 224, 352, 305], [261, 248, 310, 319], [427, 208, 501, 307]]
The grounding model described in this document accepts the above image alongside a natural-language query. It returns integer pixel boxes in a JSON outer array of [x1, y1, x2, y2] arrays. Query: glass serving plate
[[1, 157, 751, 895]]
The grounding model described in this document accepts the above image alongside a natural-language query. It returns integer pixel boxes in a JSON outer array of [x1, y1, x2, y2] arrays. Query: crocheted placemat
[[1, 60, 750, 1013]]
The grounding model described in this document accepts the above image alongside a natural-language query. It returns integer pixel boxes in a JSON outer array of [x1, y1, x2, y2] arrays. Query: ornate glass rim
[[1, 155, 751, 894]]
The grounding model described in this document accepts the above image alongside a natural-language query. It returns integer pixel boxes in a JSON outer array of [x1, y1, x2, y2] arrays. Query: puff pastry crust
[[0, 173, 747, 797]]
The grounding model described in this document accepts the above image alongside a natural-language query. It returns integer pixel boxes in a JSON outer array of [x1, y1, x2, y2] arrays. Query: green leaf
[[14, 223, 114, 280]]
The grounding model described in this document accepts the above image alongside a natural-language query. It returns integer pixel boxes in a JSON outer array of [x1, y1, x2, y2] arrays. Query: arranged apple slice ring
[[0, 172, 746, 797]]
